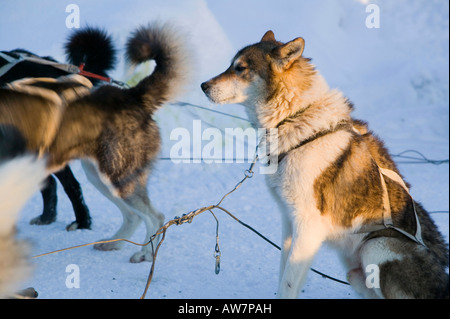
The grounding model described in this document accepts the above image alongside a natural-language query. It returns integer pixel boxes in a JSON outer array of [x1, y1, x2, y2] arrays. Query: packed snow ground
[[1, 0, 448, 299]]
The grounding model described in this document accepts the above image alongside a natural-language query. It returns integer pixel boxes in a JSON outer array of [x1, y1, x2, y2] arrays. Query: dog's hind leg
[[123, 185, 164, 263], [54, 165, 92, 231], [81, 161, 164, 262], [347, 267, 380, 299], [81, 161, 141, 251], [277, 213, 327, 299], [30, 175, 57, 225]]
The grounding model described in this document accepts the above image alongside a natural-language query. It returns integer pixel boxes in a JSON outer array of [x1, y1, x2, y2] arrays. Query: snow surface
[[0, 0, 448, 299]]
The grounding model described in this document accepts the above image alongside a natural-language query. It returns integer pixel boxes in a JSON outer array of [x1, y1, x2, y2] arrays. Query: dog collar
[[274, 104, 312, 129], [276, 121, 353, 163]]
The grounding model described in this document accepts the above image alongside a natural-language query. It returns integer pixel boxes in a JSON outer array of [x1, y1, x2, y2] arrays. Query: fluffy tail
[[64, 27, 117, 81], [0, 155, 47, 298], [125, 22, 189, 107]]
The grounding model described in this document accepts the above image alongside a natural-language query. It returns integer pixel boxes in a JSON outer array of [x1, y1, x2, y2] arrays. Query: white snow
[[0, 0, 448, 299]]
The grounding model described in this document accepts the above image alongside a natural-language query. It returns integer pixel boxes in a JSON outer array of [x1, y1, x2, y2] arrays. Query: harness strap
[[275, 105, 311, 129], [5, 74, 93, 159], [6, 74, 93, 104], [0, 52, 81, 78], [21, 55, 80, 74], [277, 122, 352, 162], [1, 52, 127, 87], [373, 166, 427, 247], [0, 52, 23, 78], [272, 112, 427, 248], [77, 63, 111, 83]]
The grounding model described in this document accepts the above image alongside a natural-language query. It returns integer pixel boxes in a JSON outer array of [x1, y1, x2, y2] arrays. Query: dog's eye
[[235, 64, 246, 73]]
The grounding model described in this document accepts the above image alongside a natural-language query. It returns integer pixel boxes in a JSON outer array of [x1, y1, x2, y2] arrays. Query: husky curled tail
[[51, 22, 189, 263], [125, 22, 190, 109], [0, 146, 47, 297]]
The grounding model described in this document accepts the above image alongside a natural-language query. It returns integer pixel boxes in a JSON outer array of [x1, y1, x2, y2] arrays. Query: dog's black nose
[[201, 81, 209, 93]]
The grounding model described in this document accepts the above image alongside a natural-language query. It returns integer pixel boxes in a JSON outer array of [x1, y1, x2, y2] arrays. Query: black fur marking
[[0, 124, 27, 160], [64, 27, 116, 78]]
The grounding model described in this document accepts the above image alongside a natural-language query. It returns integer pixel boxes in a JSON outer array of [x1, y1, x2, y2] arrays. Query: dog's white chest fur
[[267, 130, 352, 221]]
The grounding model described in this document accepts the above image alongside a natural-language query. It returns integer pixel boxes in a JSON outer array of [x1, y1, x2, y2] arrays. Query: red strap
[[78, 63, 112, 83]]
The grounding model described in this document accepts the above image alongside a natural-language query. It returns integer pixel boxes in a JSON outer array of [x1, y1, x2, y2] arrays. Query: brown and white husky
[[201, 31, 448, 298]]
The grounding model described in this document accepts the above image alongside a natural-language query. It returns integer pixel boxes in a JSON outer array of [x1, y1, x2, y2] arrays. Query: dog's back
[[0, 75, 92, 156]]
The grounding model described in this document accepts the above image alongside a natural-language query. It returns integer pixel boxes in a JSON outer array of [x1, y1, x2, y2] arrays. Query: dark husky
[[0, 22, 188, 262], [0, 27, 117, 230]]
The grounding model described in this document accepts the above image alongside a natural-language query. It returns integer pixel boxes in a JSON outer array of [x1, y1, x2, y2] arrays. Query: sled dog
[[201, 31, 449, 298], [0, 128, 47, 298], [0, 22, 189, 263], [1, 27, 117, 230]]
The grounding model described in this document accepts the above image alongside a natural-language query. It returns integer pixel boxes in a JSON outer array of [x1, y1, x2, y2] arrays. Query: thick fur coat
[[0, 22, 189, 263], [202, 31, 448, 298]]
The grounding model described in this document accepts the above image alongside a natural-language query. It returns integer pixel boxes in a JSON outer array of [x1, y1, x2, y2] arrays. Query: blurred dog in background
[[0, 27, 117, 230]]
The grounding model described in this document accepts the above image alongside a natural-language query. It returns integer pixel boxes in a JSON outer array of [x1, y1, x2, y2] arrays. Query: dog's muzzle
[[200, 81, 210, 94]]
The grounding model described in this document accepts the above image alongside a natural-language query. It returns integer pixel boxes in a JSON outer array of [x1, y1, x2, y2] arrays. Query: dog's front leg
[[277, 214, 326, 298], [266, 183, 292, 282], [279, 208, 292, 284]]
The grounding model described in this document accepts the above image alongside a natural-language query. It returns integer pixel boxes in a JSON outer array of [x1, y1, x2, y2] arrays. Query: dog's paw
[[130, 251, 153, 263], [66, 221, 80, 231], [66, 220, 92, 231], [346, 268, 363, 285], [29, 215, 55, 225], [94, 240, 123, 251]]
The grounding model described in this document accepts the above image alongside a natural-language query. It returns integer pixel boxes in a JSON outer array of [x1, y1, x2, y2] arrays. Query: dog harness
[[6, 74, 93, 105], [272, 115, 427, 248], [0, 51, 79, 79], [277, 121, 352, 163], [364, 166, 426, 247], [0, 52, 24, 78], [4, 75, 93, 158], [0, 51, 126, 86]]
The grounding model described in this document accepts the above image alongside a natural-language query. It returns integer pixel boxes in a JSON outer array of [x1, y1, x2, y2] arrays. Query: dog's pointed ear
[[271, 37, 305, 69], [261, 30, 276, 42]]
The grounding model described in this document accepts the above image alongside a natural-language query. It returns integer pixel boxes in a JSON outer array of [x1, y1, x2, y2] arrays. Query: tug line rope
[[32, 155, 351, 299], [30, 101, 448, 298], [170, 101, 450, 166]]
